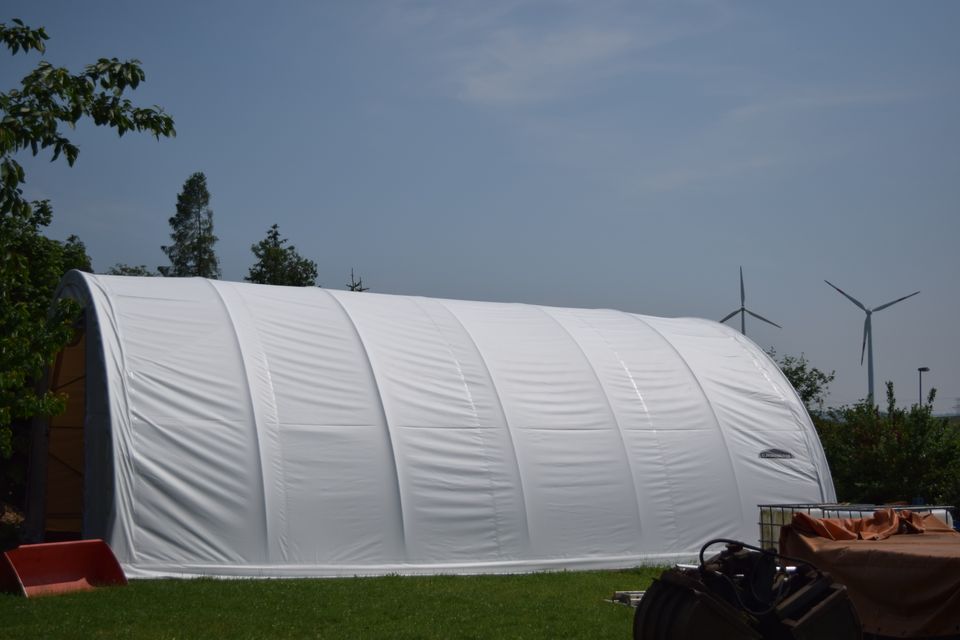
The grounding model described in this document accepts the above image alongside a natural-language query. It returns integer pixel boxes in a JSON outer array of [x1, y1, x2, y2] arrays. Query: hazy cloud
[[455, 26, 635, 106], [635, 155, 780, 193], [728, 89, 922, 121], [378, 0, 737, 107]]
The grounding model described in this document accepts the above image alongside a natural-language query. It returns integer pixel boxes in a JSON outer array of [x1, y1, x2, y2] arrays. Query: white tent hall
[[26, 271, 835, 578]]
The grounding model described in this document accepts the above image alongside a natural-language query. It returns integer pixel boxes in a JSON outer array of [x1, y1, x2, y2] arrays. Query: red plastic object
[[0, 539, 127, 597]]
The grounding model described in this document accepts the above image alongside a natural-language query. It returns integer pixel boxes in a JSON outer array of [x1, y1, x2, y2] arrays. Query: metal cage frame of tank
[[758, 503, 956, 550]]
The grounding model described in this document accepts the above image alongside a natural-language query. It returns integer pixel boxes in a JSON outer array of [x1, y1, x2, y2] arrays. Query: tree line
[[104, 170, 359, 289]]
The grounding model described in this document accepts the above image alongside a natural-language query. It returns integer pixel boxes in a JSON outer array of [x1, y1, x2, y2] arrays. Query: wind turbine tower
[[720, 267, 781, 335], [824, 280, 919, 404]]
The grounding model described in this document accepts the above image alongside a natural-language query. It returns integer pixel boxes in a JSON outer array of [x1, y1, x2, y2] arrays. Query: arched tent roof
[[30, 271, 834, 577]]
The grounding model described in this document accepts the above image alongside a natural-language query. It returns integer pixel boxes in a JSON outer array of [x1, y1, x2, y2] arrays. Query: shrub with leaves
[[816, 382, 960, 510]]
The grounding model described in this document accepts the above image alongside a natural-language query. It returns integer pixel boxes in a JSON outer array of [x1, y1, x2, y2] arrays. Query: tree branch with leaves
[[0, 18, 174, 506], [766, 348, 835, 411]]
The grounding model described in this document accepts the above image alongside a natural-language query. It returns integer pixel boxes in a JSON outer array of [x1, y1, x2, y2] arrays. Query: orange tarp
[[780, 509, 960, 637]]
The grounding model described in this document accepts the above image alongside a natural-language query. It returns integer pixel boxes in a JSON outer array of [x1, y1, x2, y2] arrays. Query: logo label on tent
[[759, 448, 793, 459]]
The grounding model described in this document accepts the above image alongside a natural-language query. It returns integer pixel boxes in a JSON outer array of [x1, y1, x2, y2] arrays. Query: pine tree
[[346, 268, 368, 292], [106, 264, 156, 276], [159, 172, 220, 278], [245, 224, 318, 286]]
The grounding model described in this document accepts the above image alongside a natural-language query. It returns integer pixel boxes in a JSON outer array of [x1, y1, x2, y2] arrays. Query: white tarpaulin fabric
[[45, 271, 835, 577]]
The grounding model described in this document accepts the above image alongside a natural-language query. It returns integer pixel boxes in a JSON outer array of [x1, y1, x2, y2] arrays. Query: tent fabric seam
[[536, 307, 645, 536], [436, 300, 532, 552], [323, 289, 408, 556], [218, 282, 292, 562], [409, 296, 506, 559], [624, 313, 748, 525], [236, 286, 293, 561], [206, 279, 274, 560], [555, 311, 684, 546]]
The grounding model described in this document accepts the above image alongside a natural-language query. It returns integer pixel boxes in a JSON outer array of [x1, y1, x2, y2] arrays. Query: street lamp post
[[918, 367, 930, 406]]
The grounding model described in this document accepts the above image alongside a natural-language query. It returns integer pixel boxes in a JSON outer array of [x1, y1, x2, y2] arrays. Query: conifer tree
[[159, 172, 220, 278], [346, 268, 368, 292], [106, 263, 156, 276], [245, 223, 318, 286]]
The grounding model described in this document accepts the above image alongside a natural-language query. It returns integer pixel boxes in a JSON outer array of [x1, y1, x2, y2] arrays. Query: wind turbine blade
[[860, 316, 868, 365], [745, 308, 782, 329], [719, 309, 740, 324], [873, 290, 920, 312], [825, 280, 867, 311], [740, 266, 745, 306]]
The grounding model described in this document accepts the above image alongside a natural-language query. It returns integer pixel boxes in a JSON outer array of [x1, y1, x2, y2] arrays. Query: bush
[[815, 382, 960, 511]]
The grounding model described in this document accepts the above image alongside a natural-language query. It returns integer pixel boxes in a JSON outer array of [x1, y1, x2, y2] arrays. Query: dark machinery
[[633, 539, 862, 640]]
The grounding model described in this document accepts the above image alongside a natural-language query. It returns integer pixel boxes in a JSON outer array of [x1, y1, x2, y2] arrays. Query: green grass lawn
[[0, 567, 660, 639]]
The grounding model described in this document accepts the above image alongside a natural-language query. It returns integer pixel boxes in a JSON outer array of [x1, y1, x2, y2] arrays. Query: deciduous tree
[[767, 348, 835, 411], [0, 17, 174, 508]]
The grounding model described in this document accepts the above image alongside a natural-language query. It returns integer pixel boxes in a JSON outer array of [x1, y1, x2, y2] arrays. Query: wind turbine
[[719, 267, 782, 335], [824, 280, 920, 404]]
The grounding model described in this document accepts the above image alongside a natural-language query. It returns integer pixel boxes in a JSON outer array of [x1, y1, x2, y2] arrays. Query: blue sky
[[4, 1, 959, 412]]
